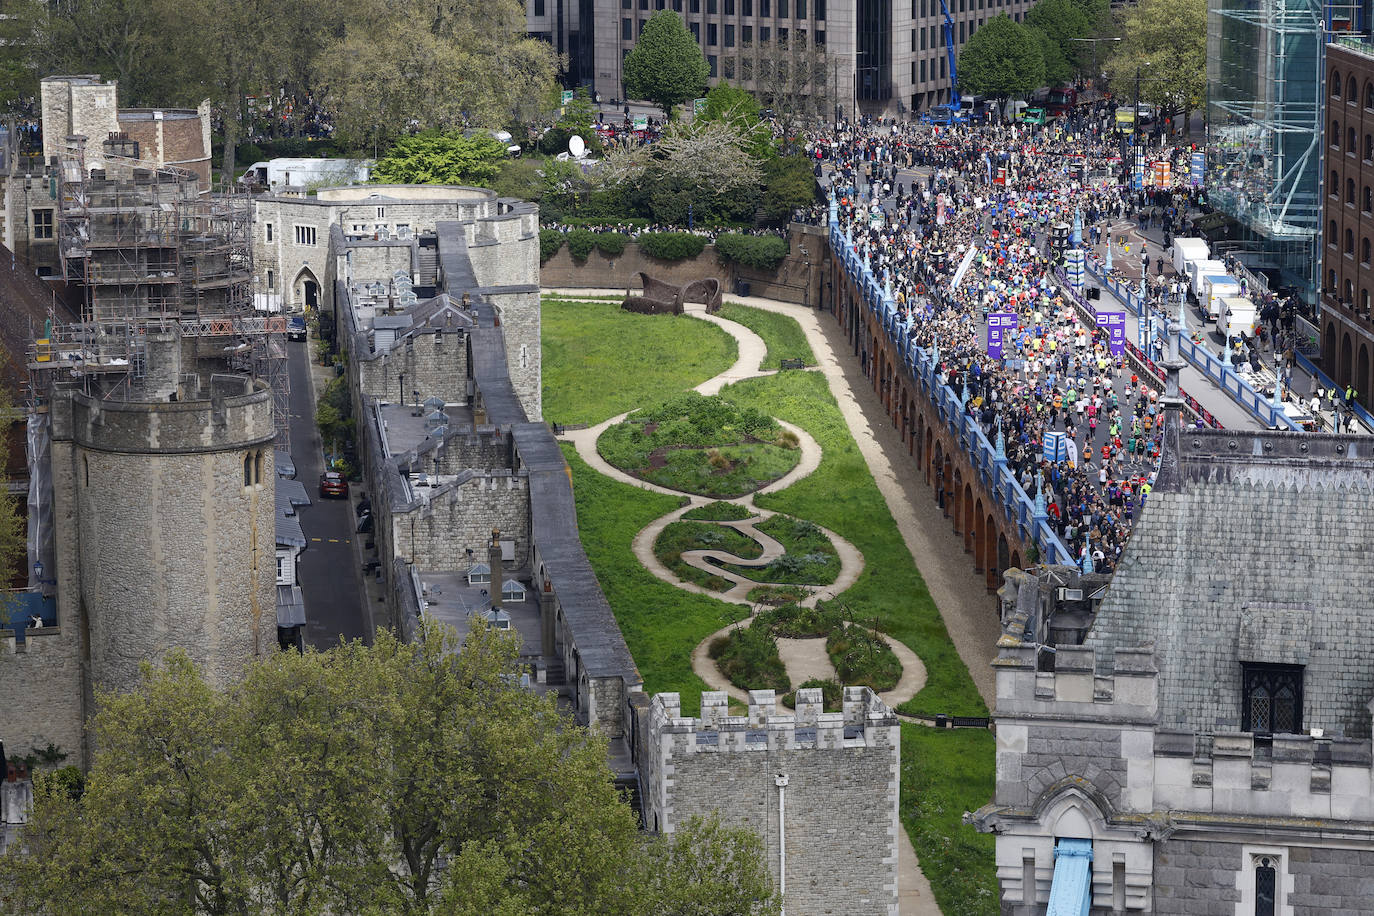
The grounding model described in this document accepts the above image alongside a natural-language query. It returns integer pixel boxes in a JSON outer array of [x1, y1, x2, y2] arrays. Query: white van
[[1171, 238, 1209, 276], [1202, 275, 1241, 321], [1187, 259, 1229, 297], [1216, 295, 1257, 340]]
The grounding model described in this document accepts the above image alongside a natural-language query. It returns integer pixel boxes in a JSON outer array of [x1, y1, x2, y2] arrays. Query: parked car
[[287, 316, 307, 341], [319, 470, 348, 499]]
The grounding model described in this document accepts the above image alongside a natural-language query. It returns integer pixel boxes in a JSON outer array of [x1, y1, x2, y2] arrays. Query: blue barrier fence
[[1294, 351, 1374, 431], [1082, 257, 1299, 430], [830, 221, 1075, 567]]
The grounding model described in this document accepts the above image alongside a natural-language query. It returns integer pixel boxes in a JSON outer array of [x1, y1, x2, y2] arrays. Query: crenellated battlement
[[650, 686, 899, 753], [993, 639, 1158, 725]]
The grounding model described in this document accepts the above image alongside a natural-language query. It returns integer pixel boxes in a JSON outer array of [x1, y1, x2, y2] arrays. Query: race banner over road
[[987, 312, 1018, 359], [1096, 310, 1127, 356]]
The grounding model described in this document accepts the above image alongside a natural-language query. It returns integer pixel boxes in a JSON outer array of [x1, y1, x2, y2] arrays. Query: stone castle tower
[[3, 328, 276, 763]]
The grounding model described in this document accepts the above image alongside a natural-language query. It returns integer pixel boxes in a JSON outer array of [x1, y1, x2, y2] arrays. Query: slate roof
[[512, 422, 640, 682], [1083, 429, 1374, 738]]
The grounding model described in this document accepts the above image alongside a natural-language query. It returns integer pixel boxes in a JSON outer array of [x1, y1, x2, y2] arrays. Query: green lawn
[[721, 370, 987, 719], [717, 302, 817, 370], [541, 299, 736, 425], [902, 726, 998, 916]]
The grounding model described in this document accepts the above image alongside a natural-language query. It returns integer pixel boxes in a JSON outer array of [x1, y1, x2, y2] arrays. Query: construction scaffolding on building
[[42, 136, 288, 442]]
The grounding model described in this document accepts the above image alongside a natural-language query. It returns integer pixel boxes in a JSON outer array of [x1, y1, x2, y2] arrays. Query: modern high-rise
[[532, 0, 1040, 117], [1204, 0, 1360, 304]]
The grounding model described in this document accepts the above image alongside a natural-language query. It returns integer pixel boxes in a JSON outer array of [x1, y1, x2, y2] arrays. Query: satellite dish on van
[[569, 134, 586, 159]]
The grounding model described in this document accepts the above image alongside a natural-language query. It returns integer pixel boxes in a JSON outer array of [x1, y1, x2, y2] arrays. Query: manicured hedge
[[539, 229, 564, 263], [593, 232, 630, 257], [714, 232, 790, 270], [566, 228, 597, 262], [637, 231, 708, 261]]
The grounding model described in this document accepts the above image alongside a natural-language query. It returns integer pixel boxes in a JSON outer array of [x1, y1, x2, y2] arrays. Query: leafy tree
[[1028, 26, 1074, 88], [371, 132, 507, 186], [698, 82, 775, 160], [1025, 0, 1091, 75], [1103, 0, 1206, 131], [761, 155, 818, 224], [623, 10, 710, 119], [956, 16, 1047, 99], [2, 623, 779, 916]]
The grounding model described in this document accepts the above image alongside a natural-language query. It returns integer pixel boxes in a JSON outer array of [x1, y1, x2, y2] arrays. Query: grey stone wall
[[1153, 838, 1243, 914], [487, 289, 541, 421], [356, 330, 468, 407], [0, 629, 85, 763], [388, 472, 530, 571], [1288, 845, 1374, 911], [1017, 726, 1127, 810]]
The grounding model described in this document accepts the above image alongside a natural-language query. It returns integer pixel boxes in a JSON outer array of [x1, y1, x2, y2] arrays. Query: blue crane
[[938, 0, 961, 111]]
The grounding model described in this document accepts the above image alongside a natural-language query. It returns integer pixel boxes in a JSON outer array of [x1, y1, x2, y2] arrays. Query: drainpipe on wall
[[775, 773, 788, 915]]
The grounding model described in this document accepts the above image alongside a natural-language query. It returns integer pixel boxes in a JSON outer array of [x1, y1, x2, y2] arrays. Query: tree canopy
[[1025, 0, 1091, 79], [371, 132, 509, 186], [623, 10, 710, 118], [2, 622, 779, 916], [957, 16, 1047, 99], [1103, 0, 1206, 126]]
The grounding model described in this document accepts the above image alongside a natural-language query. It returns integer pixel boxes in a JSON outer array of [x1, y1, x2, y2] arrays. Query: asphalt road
[[285, 339, 370, 648]]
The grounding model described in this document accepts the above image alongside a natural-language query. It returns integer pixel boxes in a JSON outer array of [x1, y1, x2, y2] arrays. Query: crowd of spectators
[[809, 115, 1211, 571]]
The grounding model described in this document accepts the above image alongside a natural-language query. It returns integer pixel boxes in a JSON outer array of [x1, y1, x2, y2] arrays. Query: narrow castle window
[[1254, 857, 1277, 916], [83, 455, 89, 487], [244, 453, 254, 487], [520, 343, 529, 369]]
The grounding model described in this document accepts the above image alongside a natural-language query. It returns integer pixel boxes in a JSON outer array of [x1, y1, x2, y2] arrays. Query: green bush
[[827, 624, 902, 692], [714, 233, 790, 270], [593, 232, 630, 257], [566, 228, 597, 262], [782, 678, 843, 712], [709, 625, 790, 693], [638, 231, 708, 261], [539, 229, 565, 263], [755, 603, 843, 638]]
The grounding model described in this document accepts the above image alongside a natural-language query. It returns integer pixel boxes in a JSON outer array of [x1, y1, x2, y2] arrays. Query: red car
[[319, 470, 348, 499]]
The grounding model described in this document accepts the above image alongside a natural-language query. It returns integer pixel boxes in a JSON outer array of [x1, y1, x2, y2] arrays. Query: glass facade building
[[1205, 0, 1364, 300]]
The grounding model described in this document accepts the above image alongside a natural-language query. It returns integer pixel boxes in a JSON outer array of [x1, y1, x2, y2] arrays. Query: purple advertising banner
[[987, 312, 1018, 359], [1096, 310, 1126, 356]]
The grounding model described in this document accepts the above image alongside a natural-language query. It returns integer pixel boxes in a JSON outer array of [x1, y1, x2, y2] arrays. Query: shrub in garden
[[709, 624, 790, 693], [714, 233, 790, 270], [638, 231, 708, 261], [566, 228, 597, 262], [593, 232, 630, 257]]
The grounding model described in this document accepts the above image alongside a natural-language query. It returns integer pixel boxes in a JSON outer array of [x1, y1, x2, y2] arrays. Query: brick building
[[972, 324, 1374, 913], [1321, 40, 1374, 408]]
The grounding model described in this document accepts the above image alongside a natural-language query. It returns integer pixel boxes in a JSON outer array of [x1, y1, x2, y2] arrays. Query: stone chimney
[[488, 528, 503, 608]]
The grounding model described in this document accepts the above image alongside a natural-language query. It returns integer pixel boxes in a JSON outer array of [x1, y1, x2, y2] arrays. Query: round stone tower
[[49, 372, 276, 694]]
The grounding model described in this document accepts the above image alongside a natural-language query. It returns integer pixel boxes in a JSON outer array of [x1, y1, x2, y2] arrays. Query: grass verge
[[542, 299, 736, 425], [901, 725, 998, 915], [718, 302, 817, 369]]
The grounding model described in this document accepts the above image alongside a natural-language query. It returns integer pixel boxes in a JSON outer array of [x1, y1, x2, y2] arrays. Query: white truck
[[1216, 295, 1257, 340], [1187, 259, 1229, 298], [1202, 275, 1242, 321], [1171, 237, 1210, 276]]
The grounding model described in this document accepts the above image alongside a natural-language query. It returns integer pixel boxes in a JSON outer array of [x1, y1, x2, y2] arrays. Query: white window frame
[[1234, 846, 1294, 916], [294, 225, 317, 246]]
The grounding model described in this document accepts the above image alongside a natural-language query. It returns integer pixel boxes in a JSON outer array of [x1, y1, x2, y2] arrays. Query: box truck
[[1216, 296, 1258, 340], [1203, 275, 1242, 321], [1171, 238, 1209, 275]]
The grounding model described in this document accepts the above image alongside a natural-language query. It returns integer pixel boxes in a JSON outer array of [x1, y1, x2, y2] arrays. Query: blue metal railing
[[1294, 351, 1374, 430], [1081, 256, 1299, 430], [830, 221, 1074, 566]]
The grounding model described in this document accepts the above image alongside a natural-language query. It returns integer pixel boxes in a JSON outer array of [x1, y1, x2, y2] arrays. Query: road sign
[[693, 97, 707, 116], [633, 114, 648, 130], [561, 90, 574, 105]]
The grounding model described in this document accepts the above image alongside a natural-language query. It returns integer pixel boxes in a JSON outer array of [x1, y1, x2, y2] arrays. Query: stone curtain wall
[[0, 629, 85, 765], [355, 330, 469, 407], [388, 472, 531, 570], [538, 226, 825, 307], [488, 289, 541, 421]]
